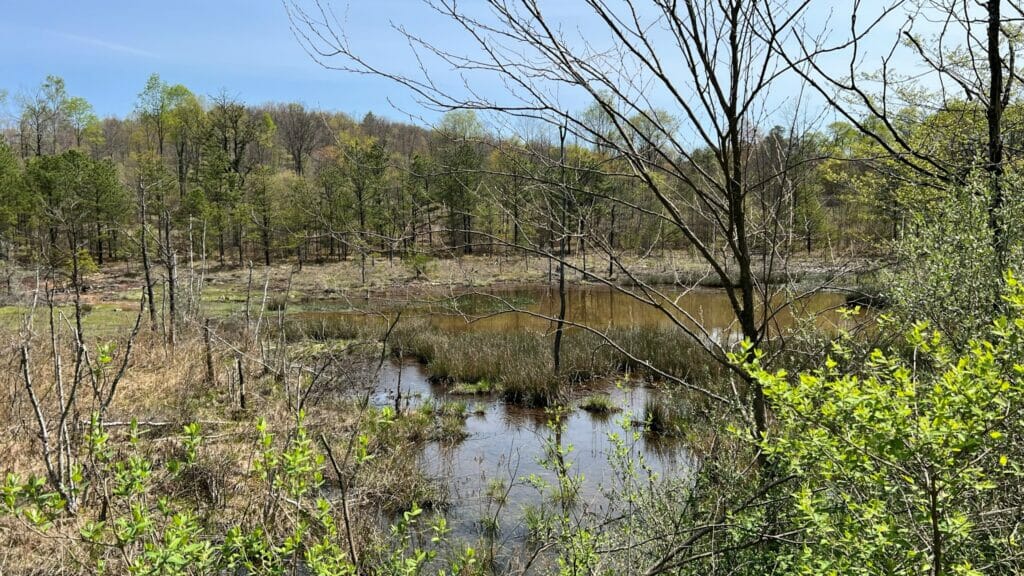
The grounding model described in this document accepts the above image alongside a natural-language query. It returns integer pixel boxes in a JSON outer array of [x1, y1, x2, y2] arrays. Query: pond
[[298, 284, 854, 559], [371, 360, 692, 546], [297, 282, 854, 342]]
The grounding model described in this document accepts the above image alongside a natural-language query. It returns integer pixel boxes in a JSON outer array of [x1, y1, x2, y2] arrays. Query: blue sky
[[0, 1, 924, 131], [0, 0, 439, 121]]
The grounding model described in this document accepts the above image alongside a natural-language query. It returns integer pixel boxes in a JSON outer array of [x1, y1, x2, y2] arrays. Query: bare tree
[[286, 0, 834, 441], [271, 102, 326, 175], [17, 76, 67, 158]]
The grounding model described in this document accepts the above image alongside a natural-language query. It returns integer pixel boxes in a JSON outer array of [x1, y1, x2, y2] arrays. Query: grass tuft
[[448, 379, 497, 395], [579, 394, 619, 414], [642, 397, 689, 437]]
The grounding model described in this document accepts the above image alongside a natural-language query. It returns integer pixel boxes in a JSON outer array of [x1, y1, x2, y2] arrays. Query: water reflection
[[372, 361, 691, 544], [301, 284, 854, 344], [304, 284, 853, 555]]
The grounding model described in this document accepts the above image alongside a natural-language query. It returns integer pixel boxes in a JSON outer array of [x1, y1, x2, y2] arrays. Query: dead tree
[[286, 0, 831, 440]]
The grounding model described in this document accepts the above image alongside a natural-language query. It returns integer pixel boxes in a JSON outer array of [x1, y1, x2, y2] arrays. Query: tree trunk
[[986, 0, 1006, 274], [137, 189, 158, 331], [608, 205, 616, 278], [95, 222, 104, 266], [204, 318, 215, 385]]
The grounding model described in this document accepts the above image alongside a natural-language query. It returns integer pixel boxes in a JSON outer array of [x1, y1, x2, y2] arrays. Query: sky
[[0, 0, 442, 121], [0, 1, 927, 131]]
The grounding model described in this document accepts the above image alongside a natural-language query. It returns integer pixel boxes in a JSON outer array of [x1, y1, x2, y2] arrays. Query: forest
[[1, 73, 886, 276], [1, 0, 1024, 575]]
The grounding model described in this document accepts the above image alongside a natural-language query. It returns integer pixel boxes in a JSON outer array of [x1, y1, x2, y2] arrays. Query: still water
[[372, 360, 691, 546], [299, 284, 856, 553], [324, 282, 853, 340]]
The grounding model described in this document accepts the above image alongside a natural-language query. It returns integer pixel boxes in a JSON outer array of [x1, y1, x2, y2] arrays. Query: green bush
[[742, 273, 1024, 575], [889, 172, 1024, 348]]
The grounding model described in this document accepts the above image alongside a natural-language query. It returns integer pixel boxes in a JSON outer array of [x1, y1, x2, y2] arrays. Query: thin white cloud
[[53, 30, 158, 59]]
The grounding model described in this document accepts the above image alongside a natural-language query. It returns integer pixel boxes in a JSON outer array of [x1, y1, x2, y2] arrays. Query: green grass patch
[[449, 379, 497, 395], [579, 394, 619, 414]]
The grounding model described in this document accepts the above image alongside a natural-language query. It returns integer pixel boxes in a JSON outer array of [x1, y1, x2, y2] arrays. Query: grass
[[522, 504, 554, 542], [282, 313, 372, 342], [266, 294, 289, 311], [498, 359, 562, 408], [357, 440, 450, 513], [485, 478, 508, 504], [605, 327, 722, 383], [642, 396, 690, 438], [440, 400, 469, 418], [414, 401, 469, 442], [0, 301, 144, 335], [449, 379, 497, 395], [579, 394, 619, 414], [391, 318, 719, 409], [402, 402, 470, 443], [395, 321, 717, 410]]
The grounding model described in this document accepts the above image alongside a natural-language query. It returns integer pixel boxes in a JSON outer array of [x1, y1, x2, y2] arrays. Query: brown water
[[441, 284, 848, 340], [306, 283, 853, 344]]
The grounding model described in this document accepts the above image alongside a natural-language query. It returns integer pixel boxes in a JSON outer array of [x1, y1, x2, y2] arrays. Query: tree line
[[1, 72, 964, 280]]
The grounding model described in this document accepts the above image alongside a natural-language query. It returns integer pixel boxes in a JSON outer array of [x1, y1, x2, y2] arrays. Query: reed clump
[[390, 320, 718, 409]]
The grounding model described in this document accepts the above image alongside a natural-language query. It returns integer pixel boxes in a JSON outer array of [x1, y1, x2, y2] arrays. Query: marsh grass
[[282, 313, 369, 342], [266, 294, 289, 312], [434, 413, 470, 442], [391, 318, 718, 409], [605, 327, 722, 383], [485, 478, 508, 504], [389, 319, 440, 362], [522, 504, 555, 543], [641, 395, 696, 438], [579, 394, 619, 414], [440, 400, 469, 418], [448, 379, 497, 395], [500, 367, 561, 408], [357, 444, 449, 513]]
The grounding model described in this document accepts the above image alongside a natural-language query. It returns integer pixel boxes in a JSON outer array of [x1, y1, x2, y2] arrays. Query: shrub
[[888, 173, 1024, 348], [742, 273, 1024, 575]]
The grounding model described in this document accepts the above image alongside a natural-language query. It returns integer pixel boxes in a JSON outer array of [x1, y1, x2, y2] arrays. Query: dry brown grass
[[0, 298, 459, 575], [75, 250, 874, 310]]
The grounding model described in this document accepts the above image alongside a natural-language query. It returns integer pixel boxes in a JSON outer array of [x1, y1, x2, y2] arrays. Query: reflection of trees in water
[[289, 285, 854, 343], [397, 362, 692, 556], [643, 435, 686, 465], [501, 405, 550, 430], [421, 285, 850, 338]]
